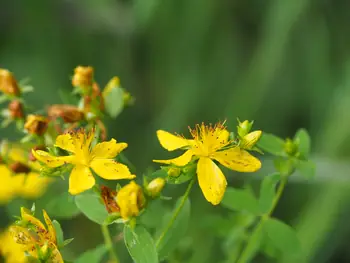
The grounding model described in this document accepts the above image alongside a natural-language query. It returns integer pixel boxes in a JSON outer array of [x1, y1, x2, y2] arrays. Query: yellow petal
[[55, 133, 75, 153], [212, 147, 261, 172], [43, 210, 56, 244], [157, 130, 190, 151], [197, 157, 227, 205], [68, 165, 95, 195], [32, 150, 75, 168], [153, 150, 193, 166], [20, 207, 46, 232], [91, 139, 127, 159], [48, 243, 64, 263], [90, 159, 136, 180], [8, 225, 35, 245], [15, 172, 51, 199]]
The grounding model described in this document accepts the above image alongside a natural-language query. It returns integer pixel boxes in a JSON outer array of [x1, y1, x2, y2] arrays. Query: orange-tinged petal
[[156, 130, 190, 151], [32, 150, 75, 168], [90, 159, 136, 180], [212, 147, 261, 172], [21, 207, 46, 231], [55, 133, 75, 153], [68, 165, 95, 195], [197, 157, 227, 205], [91, 139, 127, 159], [153, 150, 193, 166], [43, 210, 56, 244]]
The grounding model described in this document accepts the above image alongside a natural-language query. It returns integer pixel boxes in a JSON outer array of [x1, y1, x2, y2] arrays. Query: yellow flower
[[32, 129, 136, 195], [24, 114, 49, 135], [116, 181, 145, 220], [0, 69, 20, 96], [0, 230, 27, 263], [154, 122, 262, 205], [9, 208, 63, 263]]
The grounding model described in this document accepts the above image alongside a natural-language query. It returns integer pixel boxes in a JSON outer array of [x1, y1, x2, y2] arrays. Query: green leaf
[[75, 244, 107, 263], [259, 173, 281, 214], [104, 87, 124, 118], [157, 198, 191, 260], [295, 160, 315, 179], [274, 158, 294, 176], [46, 192, 80, 219], [124, 224, 158, 263], [62, 238, 74, 247], [257, 133, 285, 156], [140, 200, 169, 229], [264, 218, 302, 256], [75, 192, 108, 225], [221, 187, 260, 215], [52, 220, 64, 246], [294, 128, 311, 158]]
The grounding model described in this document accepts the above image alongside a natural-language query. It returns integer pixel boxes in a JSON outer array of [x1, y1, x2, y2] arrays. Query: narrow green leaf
[[221, 187, 260, 215], [157, 198, 191, 260], [294, 128, 311, 158], [46, 192, 80, 219], [264, 218, 302, 256], [295, 160, 315, 179], [104, 87, 124, 118], [52, 220, 64, 246], [75, 244, 107, 263], [259, 173, 281, 214], [124, 224, 158, 263], [75, 192, 108, 225], [257, 133, 285, 156]]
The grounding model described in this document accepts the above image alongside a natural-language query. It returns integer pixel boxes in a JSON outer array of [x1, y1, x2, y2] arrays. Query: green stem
[[101, 224, 120, 263], [236, 176, 288, 263], [155, 178, 195, 248]]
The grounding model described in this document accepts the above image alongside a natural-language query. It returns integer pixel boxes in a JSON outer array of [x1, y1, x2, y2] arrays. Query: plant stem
[[236, 176, 288, 263], [101, 224, 120, 263], [155, 178, 195, 248]]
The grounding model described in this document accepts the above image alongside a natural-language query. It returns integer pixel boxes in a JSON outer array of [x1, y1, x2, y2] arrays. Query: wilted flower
[[8, 100, 24, 119], [154, 122, 261, 205], [0, 69, 20, 96], [48, 104, 85, 123], [72, 66, 93, 89], [116, 181, 145, 220], [32, 129, 135, 195], [24, 115, 49, 136], [101, 185, 120, 214]]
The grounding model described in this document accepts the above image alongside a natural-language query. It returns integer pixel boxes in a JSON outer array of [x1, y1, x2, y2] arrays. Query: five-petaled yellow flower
[[32, 129, 135, 195], [154, 122, 262, 205], [9, 208, 63, 263]]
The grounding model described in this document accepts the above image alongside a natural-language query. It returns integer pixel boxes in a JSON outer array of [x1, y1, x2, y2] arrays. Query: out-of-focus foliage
[[1, 0, 350, 262]]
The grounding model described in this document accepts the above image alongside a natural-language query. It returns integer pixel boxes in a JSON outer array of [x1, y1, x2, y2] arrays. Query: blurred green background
[[2, 0, 350, 262]]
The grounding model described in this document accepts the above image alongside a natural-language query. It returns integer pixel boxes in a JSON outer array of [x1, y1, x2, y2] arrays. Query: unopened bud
[[8, 100, 24, 119], [72, 66, 94, 89], [103, 77, 120, 98], [146, 177, 166, 198], [29, 145, 46, 162], [237, 119, 254, 138], [48, 104, 84, 123], [167, 167, 181, 177], [10, 162, 31, 174], [0, 69, 21, 96], [241, 130, 262, 150], [284, 138, 298, 156], [24, 115, 49, 136]]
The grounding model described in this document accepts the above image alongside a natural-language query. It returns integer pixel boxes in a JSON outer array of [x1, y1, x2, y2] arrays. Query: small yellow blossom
[[240, 130, 262, 150], [0, 69, 20, 96], [24, 114, 49, 135], [32, 129, 136, 195], [154, 122, 261, 205], [116, 181, 145, 220], [72, 66, 94, 89], [9, 208, 63, 263], [146, 177, 166, 197]]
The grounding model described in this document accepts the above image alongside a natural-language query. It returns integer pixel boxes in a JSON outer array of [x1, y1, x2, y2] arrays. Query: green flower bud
[[237, 119, 254, 138], [146, 177, 166, 198], [241, 130, 262, 150], [167, 167, 181, 177], [284, 138, 298, 156]]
